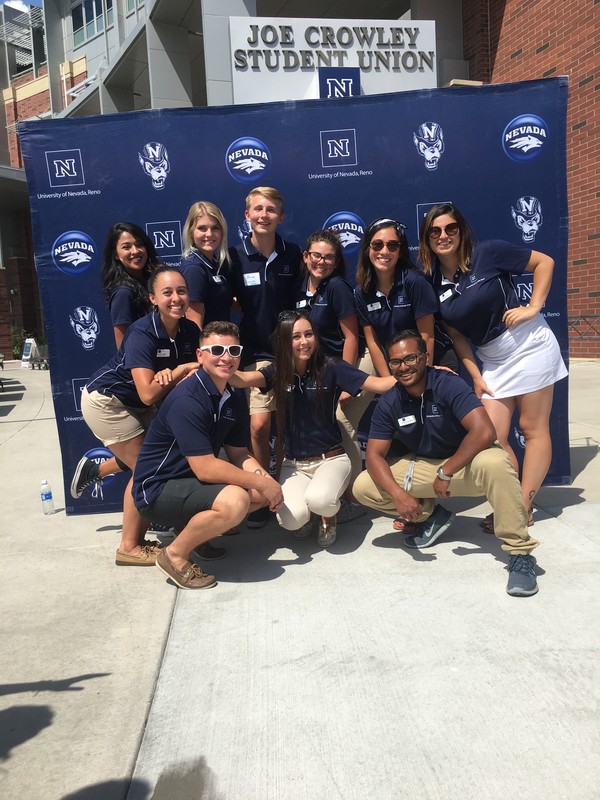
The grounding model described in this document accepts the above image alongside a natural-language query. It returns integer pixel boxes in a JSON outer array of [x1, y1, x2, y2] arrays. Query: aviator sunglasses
[[428, 222, 459, 240], [370, 240, 401, 252], [200, 344, 243, 357]]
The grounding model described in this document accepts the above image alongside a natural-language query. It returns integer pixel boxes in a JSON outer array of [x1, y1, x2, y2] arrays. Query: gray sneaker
[[506, 554, 538, 596], [403, 505, 455, 549]]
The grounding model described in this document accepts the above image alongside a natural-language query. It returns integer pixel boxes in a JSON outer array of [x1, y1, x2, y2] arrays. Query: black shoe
[[193, 541, 227, 561], [246, 507, 269, 529], [70, 457, 101, 499]]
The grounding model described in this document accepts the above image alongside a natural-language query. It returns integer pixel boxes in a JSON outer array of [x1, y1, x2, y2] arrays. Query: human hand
[[338, 391, 352, 405], [393, 492, 423, 522], [473, 375, 494, 399], [154, 368, 174, 386], [260, 476, 284, 511], [433, 476, 451, 499], [503, 305, 538, 329]]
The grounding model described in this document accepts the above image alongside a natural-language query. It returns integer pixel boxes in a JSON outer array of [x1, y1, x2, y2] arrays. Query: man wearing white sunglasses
[[132, 321, 283, 589]]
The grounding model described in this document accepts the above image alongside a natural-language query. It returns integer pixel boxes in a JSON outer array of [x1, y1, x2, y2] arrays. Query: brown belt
[[285, 446, 346, 463]]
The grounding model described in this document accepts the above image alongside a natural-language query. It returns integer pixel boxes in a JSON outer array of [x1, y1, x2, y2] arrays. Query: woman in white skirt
[[418, 203, 567, 527]]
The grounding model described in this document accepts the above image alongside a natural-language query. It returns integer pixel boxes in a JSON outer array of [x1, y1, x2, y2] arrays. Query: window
[[126, 0, 144, 13], [72, 0, 113, 47]]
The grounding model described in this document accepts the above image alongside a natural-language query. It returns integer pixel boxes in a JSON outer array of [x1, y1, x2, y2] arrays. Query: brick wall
[[462, 0, 600, 357]]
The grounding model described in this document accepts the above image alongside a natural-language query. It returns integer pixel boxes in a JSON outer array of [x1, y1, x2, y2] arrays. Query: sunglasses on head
[[200, 344, 243, 358], [278, 309, 310, 322], [370, 240, 401, 252], [428, 222, 459, 240]]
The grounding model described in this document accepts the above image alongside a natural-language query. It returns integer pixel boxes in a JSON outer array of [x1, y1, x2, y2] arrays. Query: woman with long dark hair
[[418, 203, 567, 529], [293, 229, 366, 520], [81, 266, 200, 565], [231, 311, 396, 547], [101, 221, 160, 347]]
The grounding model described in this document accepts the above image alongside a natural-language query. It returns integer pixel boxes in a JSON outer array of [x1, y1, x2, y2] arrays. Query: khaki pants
[[277, 453, 352, 530], [353, 443, 539, 555]]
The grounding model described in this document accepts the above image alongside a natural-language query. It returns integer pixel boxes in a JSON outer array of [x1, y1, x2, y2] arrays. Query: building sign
[[229, 18, 437, 104]]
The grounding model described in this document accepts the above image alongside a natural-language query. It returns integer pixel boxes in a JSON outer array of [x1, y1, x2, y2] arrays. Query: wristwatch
[[436, 466, 453, 481]]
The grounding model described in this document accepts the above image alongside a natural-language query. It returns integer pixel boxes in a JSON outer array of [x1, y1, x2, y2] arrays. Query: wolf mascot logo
[[511, 196, 543, 243], [138, 142, 170, 190], [70, 306, 100, 350], [413, 122, 445, 171]]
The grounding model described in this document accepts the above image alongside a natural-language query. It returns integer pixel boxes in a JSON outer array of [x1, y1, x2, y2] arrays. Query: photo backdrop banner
[[19, 77, 570, 515]]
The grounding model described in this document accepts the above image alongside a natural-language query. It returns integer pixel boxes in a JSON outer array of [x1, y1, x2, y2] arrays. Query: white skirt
[[476, 315, 568, 399]]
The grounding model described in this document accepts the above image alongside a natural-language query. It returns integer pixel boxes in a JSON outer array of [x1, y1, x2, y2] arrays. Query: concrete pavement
[[0, 361, 598, 799]]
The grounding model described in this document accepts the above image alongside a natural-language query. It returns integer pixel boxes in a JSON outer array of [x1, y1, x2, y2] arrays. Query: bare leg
[[98, 456, 124, 479], [481, 396, 519, 473], [167, 485, 251, 570], [250, 411, 272, 472], [517, 385, 555, 514], [110, 434, 148, 554]]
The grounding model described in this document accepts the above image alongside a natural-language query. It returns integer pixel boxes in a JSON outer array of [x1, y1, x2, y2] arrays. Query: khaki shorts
[[245, 360, 276, 414], [81, 387, 156, 446]]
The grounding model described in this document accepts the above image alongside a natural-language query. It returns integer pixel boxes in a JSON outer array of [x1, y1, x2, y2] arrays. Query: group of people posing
[[72, 187, 567, 597]]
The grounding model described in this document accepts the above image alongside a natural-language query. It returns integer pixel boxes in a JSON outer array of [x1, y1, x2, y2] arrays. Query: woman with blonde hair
[[180, 201, 233, 328]]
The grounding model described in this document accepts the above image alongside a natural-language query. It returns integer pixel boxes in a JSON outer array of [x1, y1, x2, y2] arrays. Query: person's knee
[[213, 486, 251, 526], [353, 470, 375, 506], [250, 413, 271, 439]]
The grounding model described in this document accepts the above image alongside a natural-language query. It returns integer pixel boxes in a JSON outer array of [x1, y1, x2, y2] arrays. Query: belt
[[285, 446, 346, 463]]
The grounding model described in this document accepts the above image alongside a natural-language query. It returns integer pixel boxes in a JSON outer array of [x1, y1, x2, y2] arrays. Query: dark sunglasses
[[388, 353, 425, 368], [428, 223, 459, 240], [370, 240, 401, 252], [200, 344, 243, 357], [278, 309, 310, 322]]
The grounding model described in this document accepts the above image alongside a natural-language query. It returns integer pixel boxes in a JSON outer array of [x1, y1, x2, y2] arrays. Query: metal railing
[[568, 315, 600, 339]]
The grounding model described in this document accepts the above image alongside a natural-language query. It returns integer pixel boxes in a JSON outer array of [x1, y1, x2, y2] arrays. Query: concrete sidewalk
[[0, 361, 598, 799]]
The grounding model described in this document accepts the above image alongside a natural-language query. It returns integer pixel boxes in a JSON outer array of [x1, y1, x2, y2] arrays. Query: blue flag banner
[[19, 77, 570, 515]]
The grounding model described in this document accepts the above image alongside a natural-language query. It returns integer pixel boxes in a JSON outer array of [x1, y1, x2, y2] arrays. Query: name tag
[[296, 299, 308, 309], [244, 272, 260, 287], [212, 275, 223, 283], [439, 289, 453, 303], [398, 415, 416, 426], [156, 349, 170, 357], [367, 302, 381, 312]]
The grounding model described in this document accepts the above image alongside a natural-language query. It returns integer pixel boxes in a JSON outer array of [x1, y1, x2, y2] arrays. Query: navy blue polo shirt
[[108, 283, 148, 327], [432, 239, 531, 346], [354, 268, 438, 353], [229, 233, 302, 364], [85, 313, 200, 408], [294, 274, 357, 358], [179, 250, 233, 325], [132, 368, 250, 509], [369, 368, 482, 459], [261, 360, 368, 459]]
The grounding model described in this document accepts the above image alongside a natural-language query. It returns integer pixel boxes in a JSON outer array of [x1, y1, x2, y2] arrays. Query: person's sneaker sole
[[403, 507, 455, 549]]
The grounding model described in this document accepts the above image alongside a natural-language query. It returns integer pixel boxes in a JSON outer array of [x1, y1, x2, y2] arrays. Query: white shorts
[[476, 315, 568, 399]]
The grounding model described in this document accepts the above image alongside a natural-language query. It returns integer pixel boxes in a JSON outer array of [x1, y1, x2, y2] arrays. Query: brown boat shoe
[[156, 548, 217, 589]]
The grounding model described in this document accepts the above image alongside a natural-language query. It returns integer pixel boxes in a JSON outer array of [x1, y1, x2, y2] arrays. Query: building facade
[[1, 0, 598, 356]]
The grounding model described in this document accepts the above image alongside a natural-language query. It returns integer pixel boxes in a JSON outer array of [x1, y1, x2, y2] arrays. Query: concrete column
[[146, 19, 192, 108], [201, 0, 256, 106]]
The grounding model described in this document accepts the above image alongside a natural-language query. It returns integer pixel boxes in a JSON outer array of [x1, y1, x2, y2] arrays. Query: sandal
[[481, 510, 534, 535], [392, 518, 422, 535]]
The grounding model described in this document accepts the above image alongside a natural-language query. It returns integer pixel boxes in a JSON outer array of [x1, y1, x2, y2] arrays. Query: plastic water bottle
[[41, 480, 56, 515]]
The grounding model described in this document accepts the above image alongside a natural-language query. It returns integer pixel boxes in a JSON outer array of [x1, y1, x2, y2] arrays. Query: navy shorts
[[140, 478, 228, 532]]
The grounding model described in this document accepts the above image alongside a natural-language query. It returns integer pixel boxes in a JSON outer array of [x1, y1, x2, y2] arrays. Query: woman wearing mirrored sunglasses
[[354, 218, 446, 379], [419, 203, 567, 529], [81, 266, 201, 566], [231, 311, 397, 548]]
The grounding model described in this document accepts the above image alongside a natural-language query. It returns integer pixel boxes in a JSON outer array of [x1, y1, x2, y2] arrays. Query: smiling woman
[[80, 266, 201, 568], [230, 311, 396, 548]]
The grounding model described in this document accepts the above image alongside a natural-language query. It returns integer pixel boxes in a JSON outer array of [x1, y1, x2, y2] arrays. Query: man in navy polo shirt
[[132, 321, 284, 590], [353, 330, 540, 596], [229, 186, 302, 528]]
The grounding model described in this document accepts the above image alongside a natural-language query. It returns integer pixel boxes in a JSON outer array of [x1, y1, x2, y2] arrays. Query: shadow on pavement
[[0, 704, 53, 761]]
